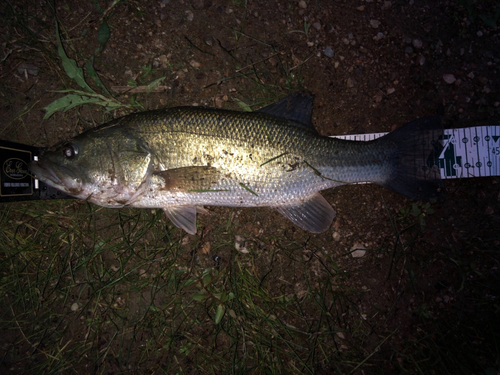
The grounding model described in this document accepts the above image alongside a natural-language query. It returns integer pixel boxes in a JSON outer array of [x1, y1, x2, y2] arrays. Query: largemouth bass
[[30, 93, 442, 234]]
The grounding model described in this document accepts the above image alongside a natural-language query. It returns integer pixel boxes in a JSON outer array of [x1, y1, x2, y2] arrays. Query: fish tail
[[379, 116, 443, 201]]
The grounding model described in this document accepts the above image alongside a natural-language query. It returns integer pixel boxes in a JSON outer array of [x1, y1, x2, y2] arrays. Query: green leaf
[[55, 21, 93, 93], [86, 56, 111, 96], [43, 91, 127, 119], [192, 291, 207, 302], [215, 304, 225, 324], [234, 98, 252, 112], [43, 94, 100, 119], [97, 21, 111, 49]]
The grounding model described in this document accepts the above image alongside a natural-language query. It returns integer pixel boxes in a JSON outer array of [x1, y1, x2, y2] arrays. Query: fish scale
[[30, 93, 443, 234]]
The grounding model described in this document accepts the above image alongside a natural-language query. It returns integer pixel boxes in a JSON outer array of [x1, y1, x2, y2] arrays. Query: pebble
[[412, 39, 423, 49], [190, 60, 201, 68], [387, 87, 395, 95], [185, 10, 194, 21], [417, 54, 426, 66], [71, 303, 79, 312], [405, 46, 414, 54], [370, 19, 380, 28], [351, 242, 366, 258], [235, 235, 250, 254], [313, 21, 321, 30], [323, 46, 334, 58], [443, 73, 456, 84], [298, 0, 307, 9], [157, 54, 169, 67], [333, 232, 341, 241], [204, 36, 215, 46]]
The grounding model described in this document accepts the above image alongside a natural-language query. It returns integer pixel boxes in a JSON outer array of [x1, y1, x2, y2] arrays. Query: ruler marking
[[332, 125, 500, 179]]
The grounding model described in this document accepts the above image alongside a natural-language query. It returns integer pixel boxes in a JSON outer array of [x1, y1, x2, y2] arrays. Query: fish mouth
[[29, 160, 82, 195]]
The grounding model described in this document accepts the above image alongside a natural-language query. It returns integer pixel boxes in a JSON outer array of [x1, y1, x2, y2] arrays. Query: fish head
[[30, 128, 152, 206]]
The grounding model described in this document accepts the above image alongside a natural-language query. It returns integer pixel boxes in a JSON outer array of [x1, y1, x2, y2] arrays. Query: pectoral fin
[[275, 193, 336, 233], [154, 166, 221, 192], [163, 206, 198, 234]]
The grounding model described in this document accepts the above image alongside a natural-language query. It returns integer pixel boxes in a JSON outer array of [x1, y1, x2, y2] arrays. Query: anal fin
[[275, 193, 336, 233]]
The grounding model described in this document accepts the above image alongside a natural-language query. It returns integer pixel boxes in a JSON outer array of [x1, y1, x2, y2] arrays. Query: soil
[[1, 0, 499, 373]]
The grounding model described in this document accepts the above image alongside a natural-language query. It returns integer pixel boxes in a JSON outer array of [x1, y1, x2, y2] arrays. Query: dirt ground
[[1, 0, 499, 373]]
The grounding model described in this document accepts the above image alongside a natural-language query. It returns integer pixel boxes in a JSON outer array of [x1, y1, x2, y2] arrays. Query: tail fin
[[379, 116, 443, 201]]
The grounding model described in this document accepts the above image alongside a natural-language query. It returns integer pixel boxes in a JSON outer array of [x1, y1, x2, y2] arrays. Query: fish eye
[[62, 143, 78, 159]]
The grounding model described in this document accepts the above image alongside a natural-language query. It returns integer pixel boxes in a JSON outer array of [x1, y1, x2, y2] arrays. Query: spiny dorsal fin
[[257, 92, 316, 131]]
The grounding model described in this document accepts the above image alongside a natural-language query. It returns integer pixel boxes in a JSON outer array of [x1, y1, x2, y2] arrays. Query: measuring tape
[[334, 126, 500, 179]]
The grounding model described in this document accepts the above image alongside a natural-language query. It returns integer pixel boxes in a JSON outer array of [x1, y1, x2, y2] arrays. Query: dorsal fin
[[257, 92, 315, 129]]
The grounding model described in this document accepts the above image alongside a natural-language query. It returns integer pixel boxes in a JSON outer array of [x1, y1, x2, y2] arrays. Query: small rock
[[382, 1, 392, 9], [405, 46, 414, 54], [412, 39, 423, 49], [357, 5, 365, 11], [346, 77, 356, 88], [333, 232, 341, 241], [235, 235, 250, 254], [370, 19, 380, 28], [190, 60, 201, 68], [298, 0, 307, 9], [185, 10, 194, 21], [477, 30, 483, 37], [191, 0, 212, 10], [387, 87, 395, 95], [323, 46, 334, 58], [157, 54, 169, 67], [71, 303, 79, 312], [485, 206, 494, 215], [204, 36, 215, 46], [312, 21, 321, 30], [326, 23, 334, 33], [351, 243, 366, 258], [443, 74, 456, 84], [417, 54, 426, 66], [467, 71, 475, 79]]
